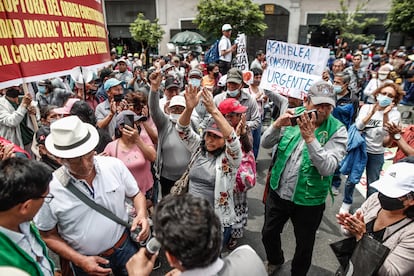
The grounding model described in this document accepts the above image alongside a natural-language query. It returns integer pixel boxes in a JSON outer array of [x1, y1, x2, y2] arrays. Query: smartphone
[[290, 109, 318, 126], [113, 94, 124, 102], [124, 114, 135, 128]]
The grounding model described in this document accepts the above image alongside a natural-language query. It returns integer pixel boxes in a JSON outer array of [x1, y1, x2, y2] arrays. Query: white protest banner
[[234, 33, 249, 71], [260, 40, 329, 96]]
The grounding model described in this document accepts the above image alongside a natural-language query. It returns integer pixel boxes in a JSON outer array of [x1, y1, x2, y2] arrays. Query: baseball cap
[[116, 57, 128, 65], [169, 95, 186, 108], [226, 68, 243, 84], [205, 119, 223, 137], [100, 68, 114, 82], [371, 162, 414, 198], [218, 98, 247, 114], [127, 53, 133, 57], [162, 63, 175, 73], [165, 77, 181, 90], [307, 80, 336, 106], [104, 78, 124, 91], [222, 24, 232, 31], [53, 98, 80, 115], [189, 68, 203, 79], [218, 75, 227, 87]]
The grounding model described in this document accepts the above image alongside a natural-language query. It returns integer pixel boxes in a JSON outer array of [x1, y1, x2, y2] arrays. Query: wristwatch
[[393, 133, 402, 141]]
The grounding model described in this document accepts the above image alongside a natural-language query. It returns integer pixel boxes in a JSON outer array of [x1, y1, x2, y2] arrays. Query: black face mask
[[378, 193, 405, 211], [213, 72, 219, 78]]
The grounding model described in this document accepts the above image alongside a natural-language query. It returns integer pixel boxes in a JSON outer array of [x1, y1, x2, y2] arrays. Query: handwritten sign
[[234, 33, 248, 71], [0, 0, 110, 89], [260, 40, 329, 96]]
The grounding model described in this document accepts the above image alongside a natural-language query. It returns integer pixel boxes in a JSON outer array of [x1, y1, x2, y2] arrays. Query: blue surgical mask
[[377, 94, 392, 107], [227, 89, 239, 98], [38, 86, 46, 94], [333, 85, 342, 94], [189, 78, 201, 88]]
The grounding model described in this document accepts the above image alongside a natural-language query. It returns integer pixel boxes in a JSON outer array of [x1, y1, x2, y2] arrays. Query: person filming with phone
[[261, 80, 348, 275]]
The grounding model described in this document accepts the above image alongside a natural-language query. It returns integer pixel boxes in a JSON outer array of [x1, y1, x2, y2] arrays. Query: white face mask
[[169, 113, 180, 123]]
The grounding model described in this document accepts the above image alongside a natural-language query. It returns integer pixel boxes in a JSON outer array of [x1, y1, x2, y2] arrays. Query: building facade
[[104, 0, 398, 57]]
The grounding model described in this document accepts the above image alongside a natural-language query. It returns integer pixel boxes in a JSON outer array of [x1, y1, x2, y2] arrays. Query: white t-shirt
[[34, 156, 140, 255], [219, 35, 232, 62]]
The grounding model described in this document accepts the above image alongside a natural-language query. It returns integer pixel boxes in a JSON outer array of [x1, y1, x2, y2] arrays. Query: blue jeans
[[251, 123, 262, 160], [71, 233, 138, 276], [366, 152, 384, 198], [223, 226, 232, 247], [343, 181, 357, 204]]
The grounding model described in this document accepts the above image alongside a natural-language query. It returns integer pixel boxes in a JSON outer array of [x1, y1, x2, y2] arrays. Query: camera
[[290, 109, 318, 126]]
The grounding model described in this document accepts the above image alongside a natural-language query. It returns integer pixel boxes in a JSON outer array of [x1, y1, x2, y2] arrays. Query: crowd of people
[[1, 23, 414, 276]]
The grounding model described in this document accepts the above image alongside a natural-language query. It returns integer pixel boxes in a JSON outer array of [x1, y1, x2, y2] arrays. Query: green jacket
[[271, 108, 343, 206], [0, 223, 54, 276]]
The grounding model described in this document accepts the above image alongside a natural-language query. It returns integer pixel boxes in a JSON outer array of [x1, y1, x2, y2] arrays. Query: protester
[[158, 76, 180, 114], [218, 98, 256, 250], [95, 78, 127, 138], [201, 62, 220, 89], [245, 68, 267, 159], [363, 66, 393, 104], [115, 57, 133, 84], [104, 110, 156, 196], [355, 82, 403, 199], [336, 160, 414, 276], [176, 84, 242, 245], [250, 50, 267, 71], [218, 24, 237, 75], [214, 68, 261, 137], [35, 126, 61, 171], [126, 194, 266, 275], [261, 80, 348, 275], [384, 122, 414, 163], [148, 72, 192, 197], [0, 158, 54, 276], [0, 88, 36, 154], [34, 116, 150, 275], [343, 53, 365, 98]]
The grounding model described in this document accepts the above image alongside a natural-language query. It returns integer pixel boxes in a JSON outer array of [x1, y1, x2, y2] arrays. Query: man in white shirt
[[218, 24, 237, 75], [34, 116, 150, 276]]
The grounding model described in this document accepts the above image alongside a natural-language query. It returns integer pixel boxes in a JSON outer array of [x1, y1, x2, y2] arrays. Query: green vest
[[271, 107, 343, 206], [0, 223, 54, 276]]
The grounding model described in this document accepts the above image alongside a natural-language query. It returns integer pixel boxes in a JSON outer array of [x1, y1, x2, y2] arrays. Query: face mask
[[128, 57, 133, 61], [378, 74, 387, 81], [363, 55, 368, 60], [227, 89, 239, 98], [213, 72, 219, 78], [378, 193, 405, 211], [333, 85, 342, 94], [38, 86, 46, 94], [377, 94, 392, 107], [373, 61, 379, 66], [169, 113, 180, 123], [189, 78, 201, 88]]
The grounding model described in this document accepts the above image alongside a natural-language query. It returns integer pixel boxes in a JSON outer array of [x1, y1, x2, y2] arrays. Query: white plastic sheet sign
[[234, 33, 249, 71]]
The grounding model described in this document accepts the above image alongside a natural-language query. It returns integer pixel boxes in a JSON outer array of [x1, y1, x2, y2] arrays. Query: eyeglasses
[[37, 193, 54, 203]]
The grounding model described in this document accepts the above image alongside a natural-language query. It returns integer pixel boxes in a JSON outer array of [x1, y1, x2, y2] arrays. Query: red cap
[[218, 98, 247, 115]]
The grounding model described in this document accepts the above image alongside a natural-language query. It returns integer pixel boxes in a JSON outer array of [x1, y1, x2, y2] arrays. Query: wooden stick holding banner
[[21, 82, 39, 132]]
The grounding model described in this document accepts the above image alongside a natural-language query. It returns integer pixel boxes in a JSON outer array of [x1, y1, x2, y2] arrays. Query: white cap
[[371, 162, 414, 198], [169, 95, 186, 108], [218, 75, 227, 87], [222, 24, 232, 31]]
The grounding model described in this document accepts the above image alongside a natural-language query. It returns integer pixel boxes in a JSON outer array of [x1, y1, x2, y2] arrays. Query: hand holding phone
[[124, 114, 135, 128], [290, 109, 317, 126]]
